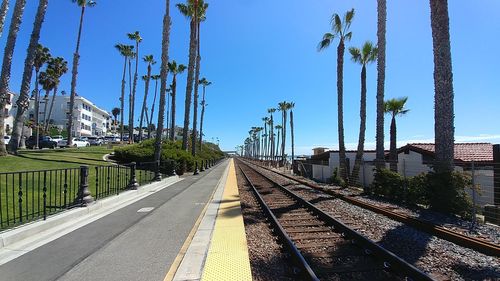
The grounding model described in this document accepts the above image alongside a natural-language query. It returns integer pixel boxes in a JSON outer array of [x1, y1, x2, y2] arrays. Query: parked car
[[26, 136, 58, 149], [50, 135, 66, 147], [86, 136, 104, 146], [3, 135, 10, 145], [59, 138, 90, 148], [104, 136, 121, 144]]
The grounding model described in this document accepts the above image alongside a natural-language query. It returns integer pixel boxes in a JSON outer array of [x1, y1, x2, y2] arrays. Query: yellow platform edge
[[201, 159, 252, 281]]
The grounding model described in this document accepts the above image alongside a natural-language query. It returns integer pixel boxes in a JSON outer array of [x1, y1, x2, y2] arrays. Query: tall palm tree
[[127, 31, 142, 143], [262, 116, 269, 160], [349, 41, 377, 183], [191, 0, 208, 156], [267, 108, 276, 163], [38, 69, 56, 132], [44, 57, 68, 132], [0, 0, 27, 156], [275, 125, 282, 163], [375, 0, 387, 168], [165, 87, 171, 135], [111, 107, 120, 134], [153, 0, 172, 179], [430, 0, 455, 173], [278, 101, 289, 166], [139, 54, 156, 141], [289, 102, 295, 169], [0, 0, 9, 38], [148, 74, 160, 139], [177, 0, 200, 151], [198, 77, 211, 149], [167, 60, 186, 141], [8, 0, 49, 154], [32, 44, 50, 148], [115, 44, 134, 142], [385, 97, 409, 172], [318, 8, 355, 181], [67, 0, 96, 146]]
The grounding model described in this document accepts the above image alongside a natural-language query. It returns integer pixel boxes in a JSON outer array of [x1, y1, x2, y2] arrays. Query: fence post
[[79, 165, 94, 206], [128, 162, 139, 190], [362, 161, 366, 190], [18, 173, 23, 223], [200, 160, 205, 172], [193, 161, 199, 175], [154, 160, 162, 181], [471, 161, 477, 227]]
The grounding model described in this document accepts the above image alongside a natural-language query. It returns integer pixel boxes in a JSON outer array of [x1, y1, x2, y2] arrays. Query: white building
[[26, 95, 111, 137], [2, 92, 15, 134]]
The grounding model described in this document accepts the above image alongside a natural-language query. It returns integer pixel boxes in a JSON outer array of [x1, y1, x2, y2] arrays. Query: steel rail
[[243, 158, 500, 257], [237, 159, 434, 281]]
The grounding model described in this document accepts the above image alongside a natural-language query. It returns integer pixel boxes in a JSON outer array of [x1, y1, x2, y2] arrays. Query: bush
[[371, 168, 406, 201], [330, 167, 347, 188], [114, 139, 224, 173], [406, 173, 429, 205]]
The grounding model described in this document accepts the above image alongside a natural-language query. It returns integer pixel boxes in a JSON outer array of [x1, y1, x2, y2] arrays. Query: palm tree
[[385, 97, 409, 172], [111, 107, 120, 133], [127, 31, 142, 143], [191, 0, 208, 156], [375, 0, 387, 168], [0, 0, 27, 156], [38, 69, 56, 132], [198, 77, 211, 149], [44, 57, 68, 133], [167, 60, 186, 141], [115, 44, 134, 142], [165, 87, 171, 135], [139, 54, 156, 141], [177, 0, 200, 151], [148, 74, 160, 139], [0, 0, 9, 38], [67, 0, 96, 146], [349, 41, 377, 184], [430, 0, 455, 173], [267, 108, 276, 163], [289, 102, 295, 169], [278, 101, 289, 166], [32, 45, 50, 148], [8, 0, 49, 153], [275, 125, 282, 163], [262, 116, 269, 160], [153, 0, 172, 180], [318, 8, 355, 181]]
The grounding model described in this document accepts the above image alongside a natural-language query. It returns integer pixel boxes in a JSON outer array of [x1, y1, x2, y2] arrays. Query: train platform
[[0, 158, 252, 281], [168, 159, 252, 281]]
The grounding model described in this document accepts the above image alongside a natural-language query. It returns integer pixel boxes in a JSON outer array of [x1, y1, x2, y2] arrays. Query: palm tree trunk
[[375, 0, 387, 168], [131, 41, 139, 144], [0, 0, 9, 38], [148, 78, 158, 139], [120, 56, 126, 142], [8, 0, 47, 154], [351, 65, 367, 184], [430, 0, 454, 173], [153, 0, 171, 172], [34, 72, 40, 148], [42, 91, 49, 132], [198, 85, 206, 149], [337, 39, 347, 181], [139, 64, 151, 141], [169, 75, 177, 141], [0, 0, 26, 156], [181, 18, 197, 151], [166, 88, 170, 136], [67, 6, 86, 145], [45, 85, 58, 133], [389, 115, 397, 172], [191, 20, 201, 156], [290, 110, 295, 169], [275, 130, 280, 164], [128, 58, 133, 143], [282, 111, 287, 166]]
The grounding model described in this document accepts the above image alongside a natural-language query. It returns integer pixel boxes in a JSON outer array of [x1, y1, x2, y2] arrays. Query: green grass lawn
[[0, 146, 154, 230]]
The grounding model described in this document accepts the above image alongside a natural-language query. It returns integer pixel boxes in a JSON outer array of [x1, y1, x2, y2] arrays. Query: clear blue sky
[[1, 1, 499, 154]]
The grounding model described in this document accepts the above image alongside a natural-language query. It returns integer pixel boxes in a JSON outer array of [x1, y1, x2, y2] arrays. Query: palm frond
[[349, 47, 361, 63], [318, 33, 334, 51]]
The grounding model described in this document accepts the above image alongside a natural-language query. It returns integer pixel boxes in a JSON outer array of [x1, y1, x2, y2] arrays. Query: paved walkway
[[0, 160, 229, 281]]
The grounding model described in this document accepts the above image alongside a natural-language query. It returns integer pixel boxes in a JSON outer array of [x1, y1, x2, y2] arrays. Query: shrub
[[371, 168, 405, 200], [426, 171, 473, 218], [330, 167, 347, 188], [406, 173, 429, 205]]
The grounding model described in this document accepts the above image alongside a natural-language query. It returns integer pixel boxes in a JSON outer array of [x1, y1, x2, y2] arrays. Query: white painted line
[[137, 207, 155, 213]]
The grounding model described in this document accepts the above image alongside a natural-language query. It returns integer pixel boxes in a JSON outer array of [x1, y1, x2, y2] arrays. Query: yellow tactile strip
[[201, 159, 252, 281]]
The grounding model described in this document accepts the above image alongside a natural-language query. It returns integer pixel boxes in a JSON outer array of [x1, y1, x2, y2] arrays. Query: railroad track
[[241, 158, 500, 257], [236, 159, 433, 281]]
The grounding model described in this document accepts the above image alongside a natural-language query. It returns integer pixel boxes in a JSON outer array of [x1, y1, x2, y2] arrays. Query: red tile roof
[[404, 143, 493, 163]]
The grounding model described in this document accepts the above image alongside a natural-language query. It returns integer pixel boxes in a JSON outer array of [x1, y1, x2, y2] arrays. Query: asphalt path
[[0, 160, 229, 281]]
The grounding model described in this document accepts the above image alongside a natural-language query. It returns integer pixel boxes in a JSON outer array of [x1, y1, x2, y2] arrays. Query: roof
[[399, 143, 494, 163]]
